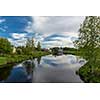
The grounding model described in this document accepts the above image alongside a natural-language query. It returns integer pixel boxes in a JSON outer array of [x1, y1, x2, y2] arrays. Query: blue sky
[[0, 16, 85, 48]]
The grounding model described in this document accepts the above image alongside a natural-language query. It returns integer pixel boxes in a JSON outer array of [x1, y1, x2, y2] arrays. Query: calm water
[[0, 54, 86, 83]]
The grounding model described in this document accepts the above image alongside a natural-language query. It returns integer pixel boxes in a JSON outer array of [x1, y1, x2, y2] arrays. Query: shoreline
[[0, 51, 50, 68]]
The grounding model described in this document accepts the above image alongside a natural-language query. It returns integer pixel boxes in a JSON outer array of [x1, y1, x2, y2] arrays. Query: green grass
[[0, 57, 7, 65], [0, 51, 50, 68], [77, 54, 100, 83]]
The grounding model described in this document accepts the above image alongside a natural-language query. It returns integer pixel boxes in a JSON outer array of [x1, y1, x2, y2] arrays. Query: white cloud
[[34, 32, 79, 48], [11, 33, 27, 39], [0, 18, 6, 32], [9, 33, 28, 46], [24, 21, 34, 33], [33, 16, 85, 33], [0, 19, 6, 23], [42, 35, 74, 48], [8, 16, 85, 48], [31, 16, 85, 48], [8, 38, 27, 47]]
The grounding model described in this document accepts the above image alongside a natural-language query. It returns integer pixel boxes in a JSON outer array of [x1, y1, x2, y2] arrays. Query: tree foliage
[[25, 37, 35, 54], [37, 41, 41, 51], [26, 38, 34, 49], [0, 37, 12, 54], [75, 17, 100, 46], [74, 16, 100, 72]]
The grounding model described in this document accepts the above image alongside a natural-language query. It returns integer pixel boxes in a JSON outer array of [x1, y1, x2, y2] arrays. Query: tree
[[25, 37, 35, 54], [16, 46, 23, 54], [74, 16, 100, 73], [26, 38, 34, 48], [51, 47, 59, 55], [0, 37, 12, 54], [37, 41, 41, 51]]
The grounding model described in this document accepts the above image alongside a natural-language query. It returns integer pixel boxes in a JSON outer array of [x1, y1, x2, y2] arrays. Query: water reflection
[[0, 64, 13, 81], [37, 57, 41, 64], [5, 67, 28, 83], [0, 61, 34, 83], [33, 55, 86, 83], [0, 54, 86, 83]]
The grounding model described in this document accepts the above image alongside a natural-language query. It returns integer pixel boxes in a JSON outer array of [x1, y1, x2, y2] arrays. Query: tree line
[[0, 37, 42, 55]]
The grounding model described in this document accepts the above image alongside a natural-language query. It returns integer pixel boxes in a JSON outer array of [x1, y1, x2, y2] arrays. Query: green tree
[[74, 16, 100, 73], [26, 37, 35, 54], [16, 46, 22, 54], [37, 41, 41, 51], [0, 37, 12, 54], [26, 38, 34, 48], [51, 47, 59, 55]]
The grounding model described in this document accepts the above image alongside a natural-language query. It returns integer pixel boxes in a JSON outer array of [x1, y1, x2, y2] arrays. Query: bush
[[78, 61, 100, 83]]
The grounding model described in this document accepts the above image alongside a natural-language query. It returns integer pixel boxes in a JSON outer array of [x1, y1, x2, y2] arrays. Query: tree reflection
[[0, 64, 13, 81], [0, 60, 35, 83], [37, 57, 41, 65], [23, 60, 35, 82]]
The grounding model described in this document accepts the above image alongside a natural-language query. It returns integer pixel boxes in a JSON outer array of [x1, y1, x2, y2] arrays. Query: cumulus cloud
[[42, 33, 77, 48], [9, 33, 28, 46], [32, 16, 85, 48], [0, 18, 6, 32], [33, 16, 85, 33], [11, 33, 27, 39], [24, 21, 34, 33], [8, 38, 27, 47], [0, 19, 6, 23], [7, 16, 85, 48]]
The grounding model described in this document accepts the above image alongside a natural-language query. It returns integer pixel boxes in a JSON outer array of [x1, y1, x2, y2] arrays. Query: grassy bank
[[0, 51, 50, 68], [77, 52, 100, 83], [0, 57, 8, 65], [77, 50, 100, 83]]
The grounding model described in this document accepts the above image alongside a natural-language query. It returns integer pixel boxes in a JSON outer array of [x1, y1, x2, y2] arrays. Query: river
[[0, 54, 86, 83]]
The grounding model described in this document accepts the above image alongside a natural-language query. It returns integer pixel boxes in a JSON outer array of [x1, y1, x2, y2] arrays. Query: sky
[[0, 16, 85, 48]]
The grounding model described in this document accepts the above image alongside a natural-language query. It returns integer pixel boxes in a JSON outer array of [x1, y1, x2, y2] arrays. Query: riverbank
[[77, 57, 100, 83], [63, 49, 82, 56], [0, 51, 50, 68]]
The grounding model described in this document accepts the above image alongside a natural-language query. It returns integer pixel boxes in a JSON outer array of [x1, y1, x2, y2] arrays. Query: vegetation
[[25, 37, 35, 52], [0, 17, 100, 83], [37, 41, 41, 51], [63, 47, 78, 55], [0, 57, 7, 65], [74, 16, 100, 82], [51, 47, 79, 55], [0, 37, 50, 67], [51, 47, 60, 55], [77, 61, 100, 83], [0, 38, 12, 54]]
